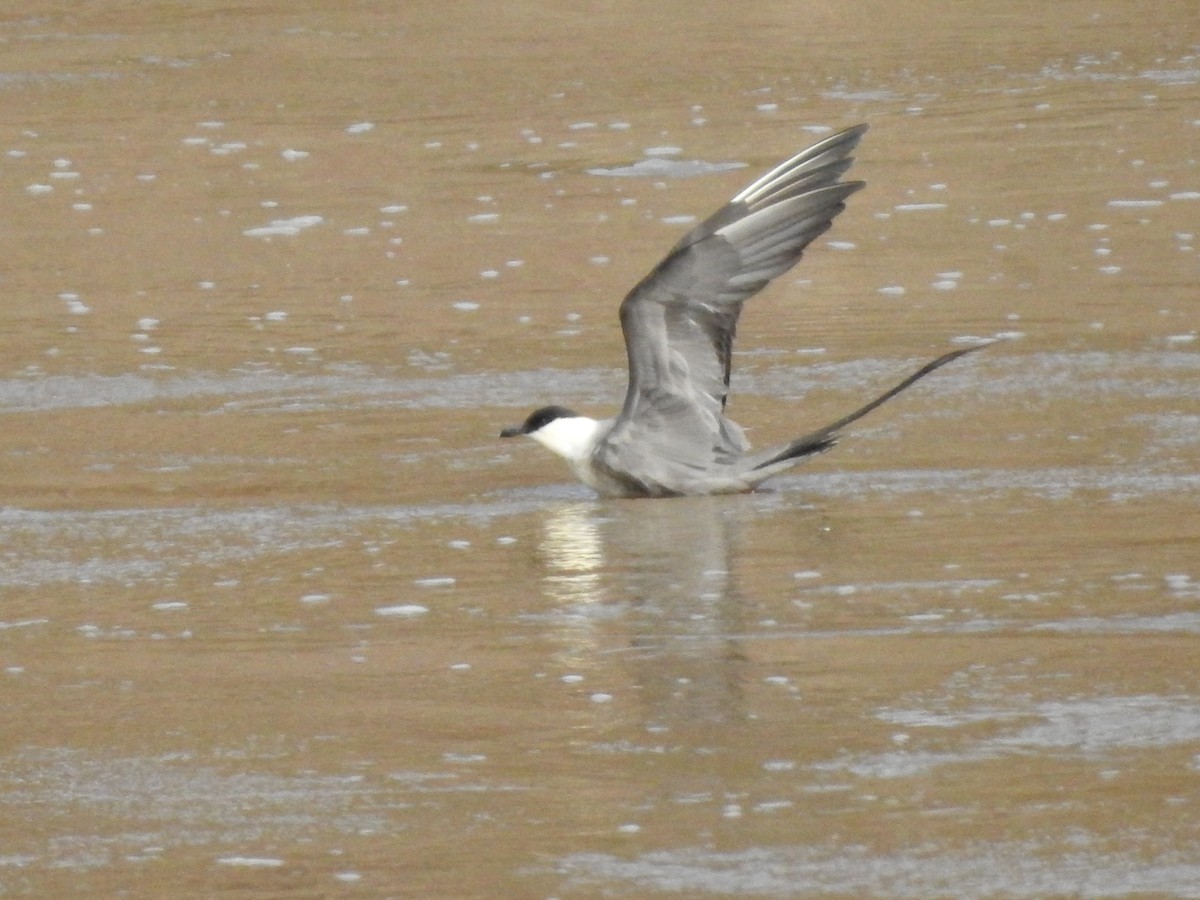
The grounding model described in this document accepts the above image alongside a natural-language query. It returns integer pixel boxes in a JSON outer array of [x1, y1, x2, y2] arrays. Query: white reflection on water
[[539, 502, 606, 607]]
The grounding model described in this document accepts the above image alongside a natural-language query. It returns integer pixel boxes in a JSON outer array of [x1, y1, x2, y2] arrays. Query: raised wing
[[597, 126, 867, 484]]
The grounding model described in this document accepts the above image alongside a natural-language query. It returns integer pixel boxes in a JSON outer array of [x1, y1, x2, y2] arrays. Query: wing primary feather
[[732, 124, 868, 207]]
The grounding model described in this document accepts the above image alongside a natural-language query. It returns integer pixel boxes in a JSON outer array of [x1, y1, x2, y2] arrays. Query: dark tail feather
[[753, 343, 989, 470]]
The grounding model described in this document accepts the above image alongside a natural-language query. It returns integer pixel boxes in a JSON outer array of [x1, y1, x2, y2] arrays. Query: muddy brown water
[[2, 1, 1198, 897]]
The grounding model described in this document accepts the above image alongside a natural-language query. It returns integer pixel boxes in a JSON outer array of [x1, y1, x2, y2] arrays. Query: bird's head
[[500, 406, 599, 461]]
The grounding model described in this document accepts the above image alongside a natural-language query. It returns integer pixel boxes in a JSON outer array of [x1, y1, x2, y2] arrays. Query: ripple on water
[[554, 840, 1200, 898], [0, 748, 386, 870], [2, 350, 1195, 415]]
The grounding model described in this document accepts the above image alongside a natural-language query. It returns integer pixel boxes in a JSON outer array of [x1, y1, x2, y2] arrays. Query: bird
[[500, 124, 985, 498]]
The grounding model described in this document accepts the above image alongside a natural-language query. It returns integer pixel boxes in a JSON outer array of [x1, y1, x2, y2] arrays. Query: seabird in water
[[500, 125, 985, 498]]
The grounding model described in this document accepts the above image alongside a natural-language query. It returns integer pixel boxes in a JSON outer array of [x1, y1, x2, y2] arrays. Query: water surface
[[1, 1, 1198, 896]]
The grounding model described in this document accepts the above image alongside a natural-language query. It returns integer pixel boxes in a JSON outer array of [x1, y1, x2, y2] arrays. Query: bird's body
[[501, 125, 983, 498]]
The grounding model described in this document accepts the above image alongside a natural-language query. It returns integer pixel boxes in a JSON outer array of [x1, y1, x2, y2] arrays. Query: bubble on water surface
[[60, 293, 91, 315], [345, 122, 374, 135]]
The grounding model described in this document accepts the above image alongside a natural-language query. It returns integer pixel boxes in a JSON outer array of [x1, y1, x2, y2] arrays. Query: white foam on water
[[414, 576, 456, 588], [243, 215, 324, 237], [216, 856, 284, 867], [375, 604, 429, 617], [588, 158, 746, 178]]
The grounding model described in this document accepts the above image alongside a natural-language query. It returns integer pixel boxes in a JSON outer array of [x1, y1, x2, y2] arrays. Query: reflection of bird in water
[[501, 125, 986, 497], [537, 497, 758, 726]]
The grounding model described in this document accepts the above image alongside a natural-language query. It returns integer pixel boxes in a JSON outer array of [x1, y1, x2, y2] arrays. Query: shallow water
[[2, 1, 1198, 896]]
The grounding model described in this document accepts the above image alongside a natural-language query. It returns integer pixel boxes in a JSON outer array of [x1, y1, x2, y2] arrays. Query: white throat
[[529, 415, 603, 462]]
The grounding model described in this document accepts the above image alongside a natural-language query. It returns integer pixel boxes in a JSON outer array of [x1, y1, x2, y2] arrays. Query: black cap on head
[[499, 405, 578, 438]]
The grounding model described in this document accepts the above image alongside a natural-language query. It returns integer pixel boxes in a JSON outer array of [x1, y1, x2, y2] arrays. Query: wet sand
[[2, 1, 1199, 896]]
